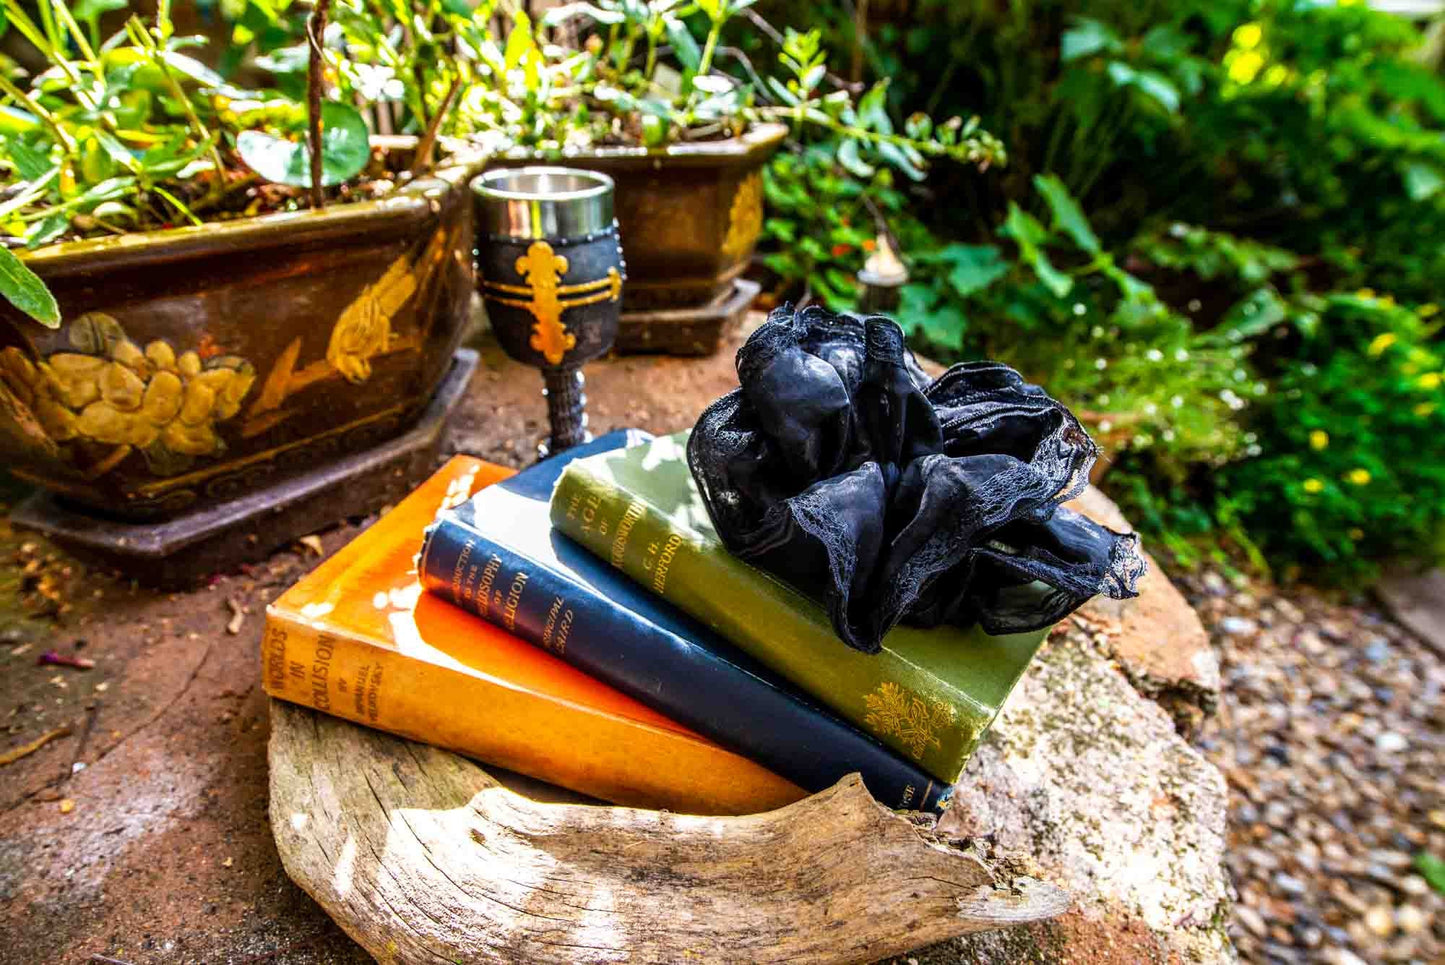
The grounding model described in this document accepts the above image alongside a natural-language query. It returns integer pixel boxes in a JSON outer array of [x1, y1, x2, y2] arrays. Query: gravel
[[1178, 572, 1445, 964]]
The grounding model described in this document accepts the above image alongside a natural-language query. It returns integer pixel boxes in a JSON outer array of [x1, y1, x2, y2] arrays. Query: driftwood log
[[269, 701, 1070, 963]]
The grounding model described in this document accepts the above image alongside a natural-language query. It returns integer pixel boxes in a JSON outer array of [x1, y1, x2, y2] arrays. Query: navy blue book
[[418, 430, 951, 812]]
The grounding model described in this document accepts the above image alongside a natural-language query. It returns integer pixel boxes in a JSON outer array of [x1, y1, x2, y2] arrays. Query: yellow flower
[[1368, 332, 1397, 357], [1379, 294, 1396, 308], [1233, 22, 1263, 49], [1356, 287, 1376, 300], [1418, 372, 1442, 390], [1303, 478, 1325, 494], [1349, 528, 1364, 541], [1263, 64, 1290, 87], [1346, 468, 1372, 486], [1419, 303, 1439, 318], [1309, 430, 1329, 451], [1228, 50, 1265, 85], [1415, 402, 1437, 417]]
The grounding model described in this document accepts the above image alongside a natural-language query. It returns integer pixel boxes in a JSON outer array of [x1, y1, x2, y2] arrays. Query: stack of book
[[264, 430, 1050, 815]]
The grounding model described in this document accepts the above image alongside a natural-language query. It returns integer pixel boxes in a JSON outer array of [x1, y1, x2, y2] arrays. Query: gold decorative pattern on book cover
[[863, 681, 957, 761]]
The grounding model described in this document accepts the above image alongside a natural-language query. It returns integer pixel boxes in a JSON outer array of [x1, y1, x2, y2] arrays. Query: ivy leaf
[[0, 246, 61, 328], [1001, 202, 1072, 299], [1061, 17, 1122, 62], [236, 101, 371, 188], [1034, 173, 1099, 254]]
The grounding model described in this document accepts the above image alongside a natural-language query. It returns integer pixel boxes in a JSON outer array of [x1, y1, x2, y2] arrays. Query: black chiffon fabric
[[687, 304, 1146, 654]]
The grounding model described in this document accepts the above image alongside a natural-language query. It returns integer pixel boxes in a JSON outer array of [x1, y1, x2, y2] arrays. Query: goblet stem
[[540, 367, 589, 459]]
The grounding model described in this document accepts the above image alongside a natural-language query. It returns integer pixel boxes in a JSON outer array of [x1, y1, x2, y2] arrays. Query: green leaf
[[503, 11, 535, 71], [1061, 17, 1122, 62], [1415, 852, 1445, 895], [664, 15, 701, 72], [0, 246, 61, 328], [236, 101, 371, 188], [1403, 161, 1445, 201], [937, 244, 1009, 297], [1218, 288, 1288, 341], [7, 140, 52, 182], [836, 139, 875, 178], [254, 43, 311, 74], [25, 212, 70, 249], [876, 140, 924, 181], [1034, 173, 1099, 254], [542, 3, 627, 27], [1106, 62, 1180, 113], [0, 105, 40, 137], [1001, 202, 1072, 299], [1132, 70, 1181, 113]]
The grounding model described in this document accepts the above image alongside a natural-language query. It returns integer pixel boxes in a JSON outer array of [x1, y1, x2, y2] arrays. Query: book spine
[[419, 515, 949, 812], [549, 463, 981, 784], [260, 610, 805, 815]]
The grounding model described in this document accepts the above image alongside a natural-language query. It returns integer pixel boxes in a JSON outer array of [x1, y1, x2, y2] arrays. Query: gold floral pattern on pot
[[0, 313, 256, 479], [719, 172, 764, 264]]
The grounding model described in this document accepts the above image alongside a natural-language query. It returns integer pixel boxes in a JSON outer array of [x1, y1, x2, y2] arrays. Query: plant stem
[[409, 75, 462, 177], [697, 21, 722, 78], [644, 33, 658, 80], [0, 169, 61, 220], [50, 0, 97, 65], [0, 74, 77, 155], [1, 0, 84, 89], [307, 0, 334, 209], [126, 18, 226, 198], [154, 186, 203, 227]]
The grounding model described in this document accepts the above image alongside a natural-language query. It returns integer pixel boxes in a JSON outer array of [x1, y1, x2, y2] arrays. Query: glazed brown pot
[[0, 157, 480, 522], [491, 123, 787, 312]]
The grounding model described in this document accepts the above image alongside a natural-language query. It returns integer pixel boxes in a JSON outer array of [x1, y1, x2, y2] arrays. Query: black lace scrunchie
[[687, 304, 1146, 654]]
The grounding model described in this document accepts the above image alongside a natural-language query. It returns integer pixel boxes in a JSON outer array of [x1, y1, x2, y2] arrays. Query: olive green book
[[548, 432, 1051, 784]]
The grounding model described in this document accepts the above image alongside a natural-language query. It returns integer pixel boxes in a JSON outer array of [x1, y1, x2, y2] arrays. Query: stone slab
[[1068, 485, 1222, 735], [1376, 566, 1445, 657]]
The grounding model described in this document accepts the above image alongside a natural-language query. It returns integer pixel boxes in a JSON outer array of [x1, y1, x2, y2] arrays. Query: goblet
[[471, 166, 625, 458]]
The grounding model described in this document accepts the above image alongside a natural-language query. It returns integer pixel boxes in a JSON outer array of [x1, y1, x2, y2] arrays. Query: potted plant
[[0, 0, 480, 522], [438, 0, 1004, 351]]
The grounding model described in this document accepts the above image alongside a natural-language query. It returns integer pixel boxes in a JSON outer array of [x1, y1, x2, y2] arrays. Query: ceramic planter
[[492, 122, 787, 313], [0, 157, 481, 521]]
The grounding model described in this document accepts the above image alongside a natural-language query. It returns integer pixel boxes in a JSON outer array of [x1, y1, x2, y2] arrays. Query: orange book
[[263, 455, 805, 815]]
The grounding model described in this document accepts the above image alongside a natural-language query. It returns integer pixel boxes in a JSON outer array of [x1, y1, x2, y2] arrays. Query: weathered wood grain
[[269, 701, 1069, 964]]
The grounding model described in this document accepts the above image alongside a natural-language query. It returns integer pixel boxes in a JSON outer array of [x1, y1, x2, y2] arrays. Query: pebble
[[1235, 903, 1268, 937], [1322, 949, 1368, 965], [1364, 904, 1395, 938], [1184, 569, 1445, 965], [1395, 905, 1428, 935], [1219, 615, 1258, 636], [1274, 872, 1308, 897], [1374, 731, 1408, 754]]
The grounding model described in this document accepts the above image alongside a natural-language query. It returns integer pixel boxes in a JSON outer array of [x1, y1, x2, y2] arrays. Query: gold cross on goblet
[[480, 241, 623, 366]]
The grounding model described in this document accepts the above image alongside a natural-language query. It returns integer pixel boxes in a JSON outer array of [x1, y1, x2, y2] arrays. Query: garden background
[[752, 0, 1445, 589]]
